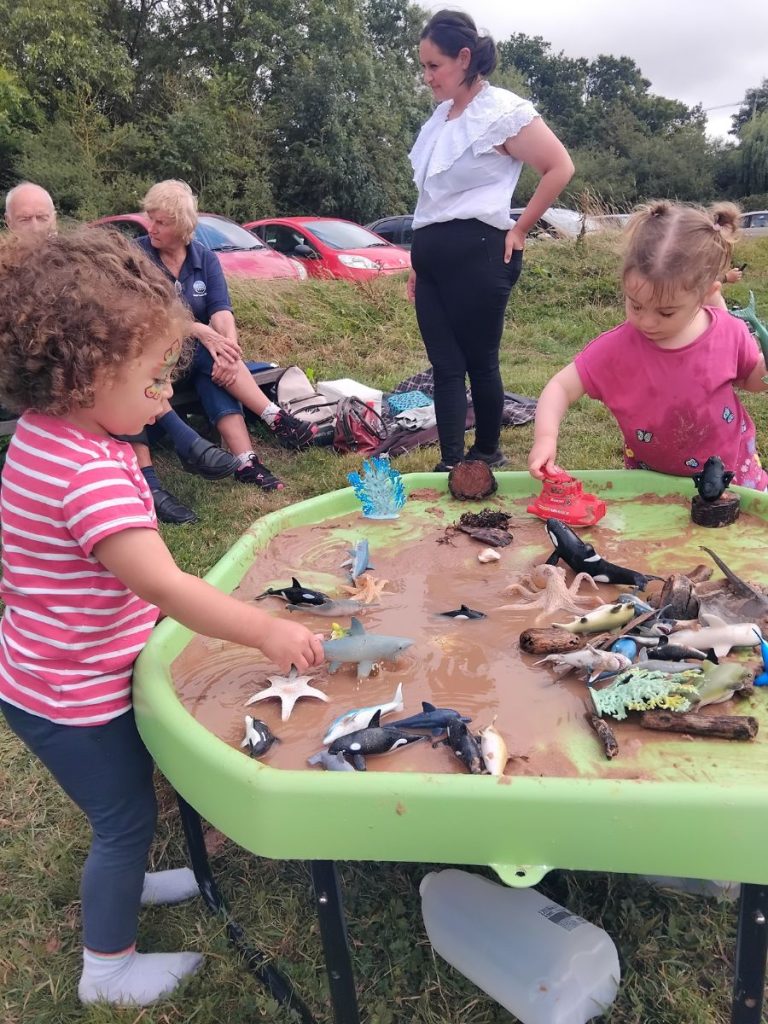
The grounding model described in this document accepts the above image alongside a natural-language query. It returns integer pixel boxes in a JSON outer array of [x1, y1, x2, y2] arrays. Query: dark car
[[366, 215, 414, 250]]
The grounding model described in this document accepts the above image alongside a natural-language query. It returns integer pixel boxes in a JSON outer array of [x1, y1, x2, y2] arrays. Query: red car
[[91, 213, 307, 281], [243, 216, 411, 281]]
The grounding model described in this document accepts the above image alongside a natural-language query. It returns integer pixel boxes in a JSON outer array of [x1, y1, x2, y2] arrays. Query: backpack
[[275, 366, 338, 446], [333, 396, 390, 455]]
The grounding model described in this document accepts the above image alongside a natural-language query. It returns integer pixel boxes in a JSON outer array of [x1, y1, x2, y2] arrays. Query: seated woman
[[132, 179, 315, 496]]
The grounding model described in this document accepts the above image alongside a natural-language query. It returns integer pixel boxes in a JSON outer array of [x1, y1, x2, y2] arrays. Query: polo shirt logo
[[193, 280, 207, 296]]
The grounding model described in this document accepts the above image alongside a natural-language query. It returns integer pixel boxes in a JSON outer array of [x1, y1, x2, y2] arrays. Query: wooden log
[[519, 627, 585, 655], [691, 492, 740, 528], [585, 713, 619, 759], [640, 711, 758, 740]]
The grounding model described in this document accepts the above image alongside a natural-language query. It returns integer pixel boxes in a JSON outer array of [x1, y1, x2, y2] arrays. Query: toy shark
[[327, 710, 424, 770], [307, 750, 357, 772], [342, 539, 374, 582], [322, 682, 405, 745], [255, 578, 328, 606], [437, 604, 486, 620], [544, 518, 655, 589], [435, 718, 485, 774], [553, 602, 636, 634], [692, 456, 734, 502], [669, 613, 761, 659], [322, 617, 414, 678], [240, 716, 280, 758], [287, 598, 368, 617], [388, 701, 472, 736]]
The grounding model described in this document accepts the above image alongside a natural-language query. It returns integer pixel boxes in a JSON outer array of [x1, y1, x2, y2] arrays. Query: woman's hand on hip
[[406, 269, 416, 304], [504, 225, 526, 262]]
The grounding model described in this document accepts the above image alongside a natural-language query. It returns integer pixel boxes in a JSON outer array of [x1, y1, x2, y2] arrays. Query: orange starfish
[[341, 575, 392, 604]]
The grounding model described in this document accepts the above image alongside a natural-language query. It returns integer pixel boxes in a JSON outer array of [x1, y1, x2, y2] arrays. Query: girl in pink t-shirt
[[529, 201, 768, 489], [0, 229, 324, 1007]]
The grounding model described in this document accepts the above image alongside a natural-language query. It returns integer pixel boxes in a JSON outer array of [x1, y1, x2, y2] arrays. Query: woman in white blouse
[[408, 10, 574, 472]]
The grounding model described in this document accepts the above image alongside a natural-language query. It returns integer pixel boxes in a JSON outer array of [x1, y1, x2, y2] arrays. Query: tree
[[740, 109, 768, 195], [731, 78, 768, 135]]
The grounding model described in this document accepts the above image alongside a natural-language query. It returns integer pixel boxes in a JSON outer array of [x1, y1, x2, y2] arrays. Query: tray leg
[[176, 794, 316, 1024], [731, 882, 768, 1024], [310, 861, 361, 1024]]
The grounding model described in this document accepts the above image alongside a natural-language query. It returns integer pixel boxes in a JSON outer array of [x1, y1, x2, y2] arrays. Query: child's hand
[[259, 618, 325, 674], [528, 438, 560, 480]]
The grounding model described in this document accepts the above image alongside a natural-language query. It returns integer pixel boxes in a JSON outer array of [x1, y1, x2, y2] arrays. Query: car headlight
[[289, 258, 308, 280], [338, 254, 379, 270]]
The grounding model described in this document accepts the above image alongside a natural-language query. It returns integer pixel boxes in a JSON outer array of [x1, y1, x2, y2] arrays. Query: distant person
[[0, 227, 324, 1006], [129, 180, 316, 496], [529, 201, 768, 490], [3, 181, 241, 527], [407, 9, 574, 472]]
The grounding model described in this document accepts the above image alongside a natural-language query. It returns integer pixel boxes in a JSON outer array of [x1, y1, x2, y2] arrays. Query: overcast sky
[[423, 0, 767, 140]]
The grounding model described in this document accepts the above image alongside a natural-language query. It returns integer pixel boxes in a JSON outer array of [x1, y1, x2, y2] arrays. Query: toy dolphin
[[669, 613, 761, 659], [287, 598, 368, 617], [388, 701, 472, 736], [307, 750, 357, 772], [342, 539, 374, 582], [240, 716, 280, 758], [435, 718, 485, 775], [692, 456, 734, 502], [437, 604, 486, 620], [328, 710, 424, 770], [322, 617, 414, 678], [544, 519, 656, 589], [322, 682, 404, 745], [256, 577, 328, 606], [553, 602, 636, 634]]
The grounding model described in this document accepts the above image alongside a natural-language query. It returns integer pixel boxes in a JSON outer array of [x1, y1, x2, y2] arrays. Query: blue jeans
[[1, 700, 157, 952], [188, 342, 243, 426]]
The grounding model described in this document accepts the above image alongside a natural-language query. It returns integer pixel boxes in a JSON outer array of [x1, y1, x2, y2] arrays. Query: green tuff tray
[[133, 471, 768, 888]]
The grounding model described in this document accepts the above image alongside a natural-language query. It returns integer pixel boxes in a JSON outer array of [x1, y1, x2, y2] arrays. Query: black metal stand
[[176, 795, 317, 1024], [309, 861, 361, 1024], [731, 883, 768, 1023]]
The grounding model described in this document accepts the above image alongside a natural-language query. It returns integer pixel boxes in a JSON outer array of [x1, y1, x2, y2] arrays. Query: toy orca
[[328, 710, 424, 770], [544, 519, 656, 589], [388, 701, 472, 736], [239, 716, 280, 758], [434, 718, 485, 775], [256, 577, 328, 606], [438, 604, 486, 620], [692, 456, 734, 502]]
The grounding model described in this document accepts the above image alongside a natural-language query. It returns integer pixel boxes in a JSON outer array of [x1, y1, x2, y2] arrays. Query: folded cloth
[[386, 390, 433, 414], [391, 368, 537, 427], [394, 406, 437, 431]]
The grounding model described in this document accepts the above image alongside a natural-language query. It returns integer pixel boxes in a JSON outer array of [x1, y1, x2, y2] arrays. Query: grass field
[[1, 234, 767, 1024]]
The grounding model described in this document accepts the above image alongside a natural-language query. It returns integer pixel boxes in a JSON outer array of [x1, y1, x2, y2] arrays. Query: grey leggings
[[1, 700, 157, 953]]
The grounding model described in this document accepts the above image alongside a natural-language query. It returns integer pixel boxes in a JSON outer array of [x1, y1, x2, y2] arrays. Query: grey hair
[[5, 182, 55, 216]]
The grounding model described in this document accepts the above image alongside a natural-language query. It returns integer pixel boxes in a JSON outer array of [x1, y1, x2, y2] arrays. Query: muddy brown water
[[171, 494, 766, 780]]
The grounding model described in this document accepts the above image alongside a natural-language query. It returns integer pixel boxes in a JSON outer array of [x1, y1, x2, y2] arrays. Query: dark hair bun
[[421, 9, 497, 83]]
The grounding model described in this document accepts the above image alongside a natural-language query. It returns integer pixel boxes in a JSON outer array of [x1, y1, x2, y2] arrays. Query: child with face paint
[[0, 228, 324, 1007]]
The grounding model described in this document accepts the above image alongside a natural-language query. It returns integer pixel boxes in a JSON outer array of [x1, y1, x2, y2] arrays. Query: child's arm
[[93, 530, 325, 673], [528, 363, 585, 479], [740, 356, 768, 393]]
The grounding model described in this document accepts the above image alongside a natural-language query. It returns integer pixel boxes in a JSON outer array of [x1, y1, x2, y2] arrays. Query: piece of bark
[[640, 711, 758, 740], [691, 493, 740, 528], [448, 461, 497, 500], [519, 627, 586, 655], [585, 712, 619, 759], [658, 573, 700, 620], [458, 524, 513, 547]]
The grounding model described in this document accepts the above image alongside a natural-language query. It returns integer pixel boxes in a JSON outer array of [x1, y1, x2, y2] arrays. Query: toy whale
[[544, 519, 656, 589], [327, 710, 424, 770], [692, 456, 734, 502], [342, 539, 374, 582], [435, 718, 485, 775], [240, 716, 280, 758], [256, 577, 328, 606], [388, 701, 472, 736], [669, 613, 761, 659], [322, 617, 414, 678], [322, 682, 404, 745], [438, 604, 486, 620]]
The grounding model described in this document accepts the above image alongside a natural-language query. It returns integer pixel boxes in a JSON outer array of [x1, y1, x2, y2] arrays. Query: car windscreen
[[195, 216, 266, 252], [299, 220, 390, 249]]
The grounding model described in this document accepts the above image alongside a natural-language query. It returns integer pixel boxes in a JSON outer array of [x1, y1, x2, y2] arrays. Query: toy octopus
[[498, 564, 602, 622]]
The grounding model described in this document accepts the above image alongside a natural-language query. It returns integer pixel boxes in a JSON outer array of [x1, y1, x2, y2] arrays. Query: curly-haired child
[[0, 229, 325, 1006], [529, 201, 768, 488]]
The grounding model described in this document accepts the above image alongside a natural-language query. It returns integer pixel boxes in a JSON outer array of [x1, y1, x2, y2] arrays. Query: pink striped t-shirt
[[0, 413, 160, 725]]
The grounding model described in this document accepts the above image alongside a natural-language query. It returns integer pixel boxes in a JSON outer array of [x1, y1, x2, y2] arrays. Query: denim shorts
[[186, 342, 243, 426]]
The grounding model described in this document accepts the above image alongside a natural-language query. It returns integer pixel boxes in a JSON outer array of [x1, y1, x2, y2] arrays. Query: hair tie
[[713, 223, 722, 232]]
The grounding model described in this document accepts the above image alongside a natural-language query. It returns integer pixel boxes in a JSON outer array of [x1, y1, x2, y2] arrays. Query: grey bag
[[275, 366, 338, 445]]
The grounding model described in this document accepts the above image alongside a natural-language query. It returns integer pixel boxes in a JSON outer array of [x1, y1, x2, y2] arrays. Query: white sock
[[141, 868, 199, 906], [236, 449, 255, 468], [78, 947, 203, 1006], [260, 402, 280, 426]]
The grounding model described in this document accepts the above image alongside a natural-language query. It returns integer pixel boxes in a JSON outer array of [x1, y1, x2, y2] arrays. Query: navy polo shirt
[[135, 236, 232, 325]]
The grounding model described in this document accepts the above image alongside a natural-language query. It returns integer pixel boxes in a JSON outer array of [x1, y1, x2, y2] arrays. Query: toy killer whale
[[240, 716, 280, 758], [692, 456, 734, 502], [255, 577, 328, 606], [437, 604, 486, 620], [327, 709, 424, 770], [434, 718, 485, 775], [388, 701, 472, 736], [544, 519, 658, 589]]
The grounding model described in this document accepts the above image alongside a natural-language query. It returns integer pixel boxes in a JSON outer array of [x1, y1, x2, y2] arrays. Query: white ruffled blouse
[[409, 82, 538, 231]]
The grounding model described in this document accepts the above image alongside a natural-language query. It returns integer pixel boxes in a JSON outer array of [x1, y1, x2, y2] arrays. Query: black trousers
[[411, 219, 523, 465]]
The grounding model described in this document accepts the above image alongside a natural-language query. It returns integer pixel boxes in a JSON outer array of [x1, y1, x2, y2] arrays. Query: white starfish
[[245, 665, 328, 721]]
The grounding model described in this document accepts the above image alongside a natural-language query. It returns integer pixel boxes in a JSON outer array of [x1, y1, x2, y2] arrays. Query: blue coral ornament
[[348, 456, 406, 520]]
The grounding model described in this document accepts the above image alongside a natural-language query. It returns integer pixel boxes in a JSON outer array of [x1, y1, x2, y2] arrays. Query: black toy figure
[[692, 456, 734, 503]]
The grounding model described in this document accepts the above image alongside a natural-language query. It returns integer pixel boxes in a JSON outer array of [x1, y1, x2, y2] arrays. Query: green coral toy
[[589, 668, 702, 721], [731, 291, 768, 382]]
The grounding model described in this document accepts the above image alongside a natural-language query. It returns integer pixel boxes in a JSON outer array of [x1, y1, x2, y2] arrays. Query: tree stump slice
[[691, 492, 740, 528], [519, 627, 586, 655], [448, 461, 497, 500]]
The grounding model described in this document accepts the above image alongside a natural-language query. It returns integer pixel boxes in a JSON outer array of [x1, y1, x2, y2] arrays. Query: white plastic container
[[420, 870, 620, 1024], [316, 378, 383, 415], [642, 875, 740, 902]]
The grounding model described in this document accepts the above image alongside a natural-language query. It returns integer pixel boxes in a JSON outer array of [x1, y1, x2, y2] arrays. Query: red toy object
[[527, 470, 607, 527]]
